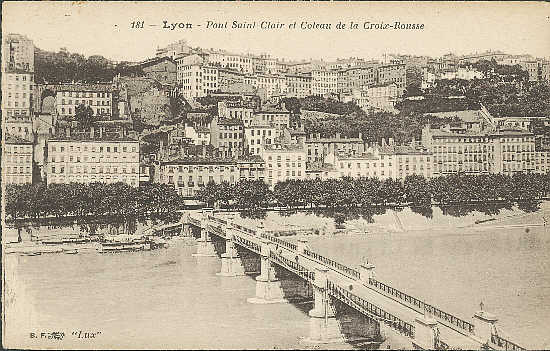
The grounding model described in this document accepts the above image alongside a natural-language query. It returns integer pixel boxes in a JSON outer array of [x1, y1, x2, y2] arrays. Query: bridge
[[163, 209, 526, 350]]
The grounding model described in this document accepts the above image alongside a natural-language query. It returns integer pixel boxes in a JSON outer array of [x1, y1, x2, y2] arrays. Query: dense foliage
[[197, 173, 550, 211], [4, 182, 184, 220], [34, 47, 143, 84], [302, 111, 458, 144]]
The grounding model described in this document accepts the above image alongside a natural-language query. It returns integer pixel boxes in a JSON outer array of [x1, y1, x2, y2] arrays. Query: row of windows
[[4, 166, 32, 174], [50, 145, 137, 153], [4, 155, 32, 163], [4, 145, 32, 153], [50, 166, 138, 174], [3, 176, 32, 184], [267, 162, 303, 168], [59, 107, 111, 114], [167, 165, 237, 173], [50, 155, 138, 163], [60, 99, 110, 105], [59, 91, 111, 98]]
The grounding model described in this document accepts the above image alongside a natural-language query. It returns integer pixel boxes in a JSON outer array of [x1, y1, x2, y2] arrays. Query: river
[[3, 204, 550, 349]]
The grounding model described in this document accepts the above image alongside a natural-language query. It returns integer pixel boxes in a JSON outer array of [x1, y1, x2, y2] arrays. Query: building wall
[[1, 72, 33, 117], [56, 90, 112, 117], [244, 126, 275, 155], [160, 162, 239, 197], [262, 147, 306, 186], [46, 139, 140, 186], [2, 142, 33, 184], [2, 34, 34, 72]]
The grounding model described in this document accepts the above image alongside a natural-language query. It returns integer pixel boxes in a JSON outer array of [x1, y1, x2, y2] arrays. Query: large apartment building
[[261, 143, 307, 186], [421, 125, 546, 176], [2, 33, 34, 72], [55, 84, 115, 118], [3, 134, 33, 185], [2, 70, 34, 118], [46, 129, 140, 187], [159, 156, 239, 197]]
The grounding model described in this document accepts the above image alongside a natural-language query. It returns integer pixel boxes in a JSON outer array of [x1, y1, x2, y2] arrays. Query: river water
[[3, 204, 550, 349]]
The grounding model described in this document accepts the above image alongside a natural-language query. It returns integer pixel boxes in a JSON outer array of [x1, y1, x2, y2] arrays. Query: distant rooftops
[[263, 143, 305, 152], [54, 83, 116, 92], [162, 156, 235, 165], [5, 134, 33, 144]]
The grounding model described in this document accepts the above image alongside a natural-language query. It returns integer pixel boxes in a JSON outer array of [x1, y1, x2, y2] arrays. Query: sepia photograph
[[1, 1, 550, 350]]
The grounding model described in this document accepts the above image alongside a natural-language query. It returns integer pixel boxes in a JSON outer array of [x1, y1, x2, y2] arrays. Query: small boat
[[21, 252, 42, 256], [100, 234, 150, 253], [63, 249, 78, 254]]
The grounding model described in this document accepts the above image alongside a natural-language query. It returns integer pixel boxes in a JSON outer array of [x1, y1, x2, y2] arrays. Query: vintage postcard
[[2, 1, 550, 350]]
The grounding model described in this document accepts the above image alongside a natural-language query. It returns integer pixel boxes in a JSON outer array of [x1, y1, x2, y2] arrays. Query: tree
[[75, 104, 95, 128]]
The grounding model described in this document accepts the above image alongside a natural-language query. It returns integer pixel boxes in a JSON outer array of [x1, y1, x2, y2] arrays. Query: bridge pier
[[217, 232, 246, 277], [412, 315, 440, 349], [192, 226, 217, 257], [303, 266, 345, 344], [247, 239, 287, 304]]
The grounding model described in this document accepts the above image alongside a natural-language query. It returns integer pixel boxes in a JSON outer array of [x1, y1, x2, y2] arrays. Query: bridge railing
[[327, 280, 415, 339], [232, 223, 257, 236], [303, 249, 361, 280], [269, 251, 315, 281], [490, 334, 526, 351], [259, 233, 298, 251], [233, 235, 260, 253], [368, 277, 475, 334]]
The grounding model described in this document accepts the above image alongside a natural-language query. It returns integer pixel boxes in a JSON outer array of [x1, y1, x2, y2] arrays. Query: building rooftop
[[54, 83, 116, 92], [48, 133, 138, 142], [5, 134, 33, 144], [237, 155, 265, 163], [218, 118, 243, 126], [162, 156, 236, 165], [306, 163, 336, 172], [263, 143, 305, 152]]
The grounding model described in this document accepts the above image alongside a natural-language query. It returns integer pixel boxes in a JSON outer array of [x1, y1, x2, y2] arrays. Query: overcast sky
[[3, 1, 550, 62]]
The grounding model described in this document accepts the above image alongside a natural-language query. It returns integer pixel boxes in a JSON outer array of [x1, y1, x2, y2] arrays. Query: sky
[[2, 1, 550, 62]]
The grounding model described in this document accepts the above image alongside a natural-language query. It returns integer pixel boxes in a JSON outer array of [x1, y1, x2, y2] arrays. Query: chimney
[[336, 132, 341, 139], [66, 127, 71, 138], [90, 126, 95, 139], [359, 132, 363, 140], [202, 145, 207, 157]]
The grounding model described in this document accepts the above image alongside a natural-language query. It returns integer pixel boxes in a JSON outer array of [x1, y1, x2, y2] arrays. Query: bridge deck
[[188, 212, 505, 350]]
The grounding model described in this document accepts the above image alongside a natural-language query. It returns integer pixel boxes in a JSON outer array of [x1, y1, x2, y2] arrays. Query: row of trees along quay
[[5, 172, 548, 223], [4, 183, 184, 222], [197, 173, 550, 212]]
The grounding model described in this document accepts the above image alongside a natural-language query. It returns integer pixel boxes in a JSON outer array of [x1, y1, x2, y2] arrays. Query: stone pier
[[359, 261, 376, 285], [247, 238, 287, 304], [412, 315, 440, 349], [217, 228, 246, 277], [303, 266, 345, 344], [192, 225, 217, 257]]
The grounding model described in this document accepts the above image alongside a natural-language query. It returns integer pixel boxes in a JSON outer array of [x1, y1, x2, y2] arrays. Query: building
[[237, 155, 265, 181], [366, 83, 399, 111], [4, 114, 33, 140], [210, 116, 244, 158], [393, 144, 433, 179], [207, 50, 253, 74], [2, 33, 34, 72], [376, 63, 406, 96], [177, 62, 219, 98], [421, 125, 537, 177], [2, 70, 34, 118], [305, 133, 364, 164], [159, 156, 239, 197], [285, 74, 312, 98], [337, 65, 377, 94], [261, 143, 306, 186], [305, 163, 339, 180], [3, 134, 34, 184], [55, 84, 115, 118], [218, 101, 254, 122], [332, 148, 395, 180], [312, 69, 338, 96], [252, 109, 291, 136], [156, 39, 192, 60], [128, 57, 177, 86], [244, 125, 276, 155], [46, 128, 140, 187]]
